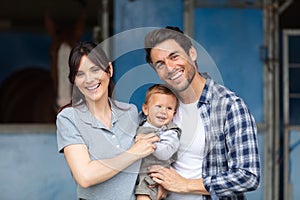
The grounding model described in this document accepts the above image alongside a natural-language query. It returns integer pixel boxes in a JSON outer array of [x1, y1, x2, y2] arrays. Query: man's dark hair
[[144, 26, 193, 64]]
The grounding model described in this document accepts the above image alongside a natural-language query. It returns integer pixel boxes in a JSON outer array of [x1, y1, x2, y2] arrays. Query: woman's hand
[[134, 133, 157, 142], [129, 133, 160, 159]]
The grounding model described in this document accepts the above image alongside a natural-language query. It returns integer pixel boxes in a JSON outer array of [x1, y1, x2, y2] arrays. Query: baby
[[135, 84, 181, 200]]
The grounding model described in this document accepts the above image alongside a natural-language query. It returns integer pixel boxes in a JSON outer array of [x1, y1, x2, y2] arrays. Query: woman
[[56, 42, 160, 200]]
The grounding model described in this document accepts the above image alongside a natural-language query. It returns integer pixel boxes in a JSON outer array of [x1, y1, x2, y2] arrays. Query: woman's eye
[[91, 67, 101, 73], [76, 72, 84, 77]]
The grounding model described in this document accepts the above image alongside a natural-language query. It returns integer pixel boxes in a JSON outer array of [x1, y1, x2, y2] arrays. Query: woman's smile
[[86, 83, 101, 92]]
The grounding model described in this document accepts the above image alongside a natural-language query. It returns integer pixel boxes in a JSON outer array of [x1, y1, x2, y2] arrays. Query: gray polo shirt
[[56, 99, 140, 200]]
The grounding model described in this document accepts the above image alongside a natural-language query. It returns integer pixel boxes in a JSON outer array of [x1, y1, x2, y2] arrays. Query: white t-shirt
[[167, 101, 205, 200]]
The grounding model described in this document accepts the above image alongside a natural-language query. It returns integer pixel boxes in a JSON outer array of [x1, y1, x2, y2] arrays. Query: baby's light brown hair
[[144, 84, 179, 111]]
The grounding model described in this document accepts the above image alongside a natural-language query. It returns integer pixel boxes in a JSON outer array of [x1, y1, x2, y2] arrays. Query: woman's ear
[[189, 46, 198, 62], [108, 62, 113, 77]]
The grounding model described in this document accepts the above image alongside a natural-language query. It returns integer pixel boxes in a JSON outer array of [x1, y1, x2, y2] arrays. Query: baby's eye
[[167, 107, 173, 111]]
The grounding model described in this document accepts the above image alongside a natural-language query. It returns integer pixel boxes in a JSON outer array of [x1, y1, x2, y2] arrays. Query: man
[[144, 26, 260, 199]]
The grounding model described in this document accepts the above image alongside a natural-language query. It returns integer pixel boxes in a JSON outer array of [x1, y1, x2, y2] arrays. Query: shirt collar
[[74, 98, 123, 128], [197, 75, 214, 108]]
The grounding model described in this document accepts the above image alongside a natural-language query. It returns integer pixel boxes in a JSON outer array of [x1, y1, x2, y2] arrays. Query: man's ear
[[189, 46, 198, 62]]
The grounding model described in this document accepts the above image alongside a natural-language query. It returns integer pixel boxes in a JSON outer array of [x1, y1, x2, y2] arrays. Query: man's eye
[[170, 54, 179, 60], [155, 62, 165, 70]]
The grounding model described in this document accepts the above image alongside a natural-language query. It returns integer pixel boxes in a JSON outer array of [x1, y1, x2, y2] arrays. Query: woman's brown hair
[[59, 41, 114, 112]]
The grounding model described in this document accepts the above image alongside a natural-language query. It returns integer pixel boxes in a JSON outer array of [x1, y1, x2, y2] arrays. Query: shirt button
[[112, 135, 116, 138], [116, 145, 120, 148]]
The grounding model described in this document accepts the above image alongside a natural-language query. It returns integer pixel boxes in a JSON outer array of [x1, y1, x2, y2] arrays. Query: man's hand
[[149, 165, 210, 195], [149, 165, 188, 193], [156, 184, 167, 200]]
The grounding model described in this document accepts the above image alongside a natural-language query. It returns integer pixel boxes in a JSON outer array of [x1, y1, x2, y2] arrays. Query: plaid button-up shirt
[[198, 77, 260, 199]]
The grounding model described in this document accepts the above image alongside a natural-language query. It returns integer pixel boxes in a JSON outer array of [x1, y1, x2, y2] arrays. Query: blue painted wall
[[0, 132, 76, 199], [194, 8, 263, 122], [0, 32, 51, 84], [290, 131, 300, 199], [112, 0, 183, 111]]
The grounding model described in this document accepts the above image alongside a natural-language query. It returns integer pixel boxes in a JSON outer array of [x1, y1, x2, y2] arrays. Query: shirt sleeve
[[56, 108, 85, 153], [152, 129, 180, 161], [203, 98, 260, 197]]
